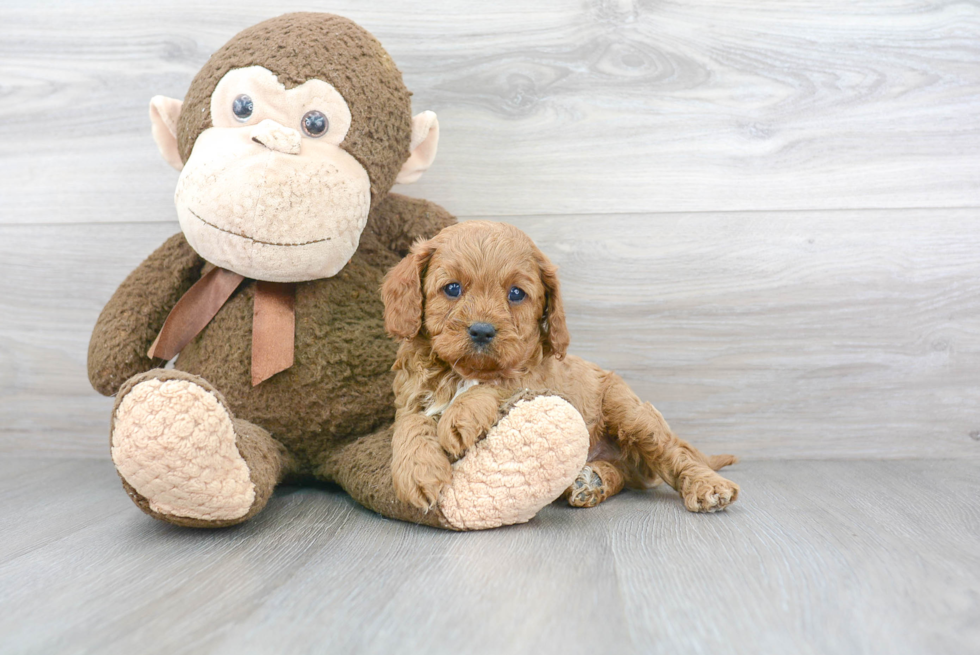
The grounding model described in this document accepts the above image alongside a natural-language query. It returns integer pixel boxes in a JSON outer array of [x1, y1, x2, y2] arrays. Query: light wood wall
[[1, 0, 978, 459]]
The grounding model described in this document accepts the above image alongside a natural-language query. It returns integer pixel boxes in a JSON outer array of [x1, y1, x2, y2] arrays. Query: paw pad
[[567, 466, 605, 508]]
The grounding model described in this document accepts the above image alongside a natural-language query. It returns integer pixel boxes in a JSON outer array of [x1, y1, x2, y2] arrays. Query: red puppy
[[382, 221, 738, 512]]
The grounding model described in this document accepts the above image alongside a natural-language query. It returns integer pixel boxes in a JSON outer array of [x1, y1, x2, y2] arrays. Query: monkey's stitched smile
[[189, 209, 331, 247]]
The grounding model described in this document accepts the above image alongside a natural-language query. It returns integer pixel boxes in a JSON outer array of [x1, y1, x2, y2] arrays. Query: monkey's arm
[[88, 233, 205, 396], [370, 192, 457, 256]]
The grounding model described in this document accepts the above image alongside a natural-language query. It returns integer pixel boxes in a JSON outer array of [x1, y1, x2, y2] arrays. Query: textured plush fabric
[[88, 234, 203, 396], [395, 111, 439, 184], [91, 195, 457, 527], [322, 425, 454, 530], [111, 368, 293, 528], [247, 118, 301, 154], [149, 96, 183, 170], [175, 64, 374, 282], [210, 67, 354, 144], [112, 376, 256, 520], [176, 13, 412, 211], [440, 396, 590, 530], [175, 125, 372, 281], [94, 197, 453, 466]]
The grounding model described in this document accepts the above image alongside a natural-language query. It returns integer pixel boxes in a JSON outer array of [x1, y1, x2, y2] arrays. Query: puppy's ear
[[537, 253, 570, 360], [382, 240, 435, 340]]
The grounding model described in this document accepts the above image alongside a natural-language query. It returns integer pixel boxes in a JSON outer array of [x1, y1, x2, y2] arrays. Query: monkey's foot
[[111, 371, 255, 523], [438, 395, 589, 530]]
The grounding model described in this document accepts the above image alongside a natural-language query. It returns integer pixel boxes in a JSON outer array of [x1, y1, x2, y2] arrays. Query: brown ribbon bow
[[148, 267, 296, 386]]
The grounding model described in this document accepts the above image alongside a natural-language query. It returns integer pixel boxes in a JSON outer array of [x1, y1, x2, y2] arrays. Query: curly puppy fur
[[381, 221, 740, 513]]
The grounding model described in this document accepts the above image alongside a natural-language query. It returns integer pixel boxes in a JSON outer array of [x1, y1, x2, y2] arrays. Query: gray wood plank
[[1, 0, 978, 223], [0, 457, 977, 655], [0, 222, 180, 456], [3, 210, 978, 459], [510, 210, 980, 460]]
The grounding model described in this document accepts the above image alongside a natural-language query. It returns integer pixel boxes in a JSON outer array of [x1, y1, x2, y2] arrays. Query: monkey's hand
[[392, 413, 452, 510], [437, 385, 503, 459], [88, 233, 204, 396]]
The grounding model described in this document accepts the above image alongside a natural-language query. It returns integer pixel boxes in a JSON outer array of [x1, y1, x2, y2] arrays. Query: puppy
[[381, 221, 739, 513]]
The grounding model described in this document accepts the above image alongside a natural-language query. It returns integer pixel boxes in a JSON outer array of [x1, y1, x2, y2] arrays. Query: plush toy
[[87, 13, 590, 531]]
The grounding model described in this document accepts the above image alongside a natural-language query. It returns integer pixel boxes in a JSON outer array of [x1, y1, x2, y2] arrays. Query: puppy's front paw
[[392, 443, 452, 511], [681, 471, 739, 513], [438, 391, 500, 459]]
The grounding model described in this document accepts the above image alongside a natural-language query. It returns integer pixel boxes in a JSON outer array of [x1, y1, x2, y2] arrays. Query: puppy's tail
[[707, 453, 739, 470]]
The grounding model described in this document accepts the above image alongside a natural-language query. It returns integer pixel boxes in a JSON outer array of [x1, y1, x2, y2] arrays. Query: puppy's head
[[381, 221, 569, 380]]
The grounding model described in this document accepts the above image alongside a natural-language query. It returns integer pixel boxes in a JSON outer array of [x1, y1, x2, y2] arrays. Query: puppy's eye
[[444, 282, 462, 298], [508, 286, 527, 303]]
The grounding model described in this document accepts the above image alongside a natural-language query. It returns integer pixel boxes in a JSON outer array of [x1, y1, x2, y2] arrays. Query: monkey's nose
[[468, 323, 496, 346], [250, 119, 301, 155]]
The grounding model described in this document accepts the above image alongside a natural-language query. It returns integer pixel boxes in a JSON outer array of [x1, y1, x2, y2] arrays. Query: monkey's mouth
[[189, 209, 330, 247]]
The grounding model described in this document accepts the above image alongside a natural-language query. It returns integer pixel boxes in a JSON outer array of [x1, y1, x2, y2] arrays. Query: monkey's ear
[[149, 96, 184, 171], [381, 241, 435, 340], [395, 111, 439, 185]]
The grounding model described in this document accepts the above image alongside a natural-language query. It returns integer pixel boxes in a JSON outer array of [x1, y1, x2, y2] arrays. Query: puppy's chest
[[423, 378, 481, 418]]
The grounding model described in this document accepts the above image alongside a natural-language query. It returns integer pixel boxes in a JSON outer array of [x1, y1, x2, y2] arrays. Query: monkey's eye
[[508, 286, 527, 303], [232, 94, 253, 122], [302, 110, 329, 137], [444, 282, 462, 299]]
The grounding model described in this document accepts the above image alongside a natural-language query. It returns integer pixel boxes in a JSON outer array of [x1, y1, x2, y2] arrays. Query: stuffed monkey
[[88, 13, 589, 530]]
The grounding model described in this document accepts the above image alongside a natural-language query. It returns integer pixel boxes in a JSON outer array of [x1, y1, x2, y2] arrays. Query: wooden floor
[[1, 457, 977, 655]]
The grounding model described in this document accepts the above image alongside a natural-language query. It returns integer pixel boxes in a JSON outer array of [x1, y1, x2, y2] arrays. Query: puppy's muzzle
[[468, 322, 496, 348]]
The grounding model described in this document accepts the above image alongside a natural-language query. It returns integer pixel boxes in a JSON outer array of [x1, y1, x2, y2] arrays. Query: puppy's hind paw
[[681, 472, 739, 513], [567, 466, 605, 508]]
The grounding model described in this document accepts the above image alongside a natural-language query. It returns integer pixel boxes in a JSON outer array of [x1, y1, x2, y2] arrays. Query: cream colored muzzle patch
[[111, 378, 255, 521], [174, 66, 370, 282], [175, 131, 371, 282]]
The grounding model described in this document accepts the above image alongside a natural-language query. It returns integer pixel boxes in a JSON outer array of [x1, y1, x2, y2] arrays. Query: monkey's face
[[174, 66, 371, 282]]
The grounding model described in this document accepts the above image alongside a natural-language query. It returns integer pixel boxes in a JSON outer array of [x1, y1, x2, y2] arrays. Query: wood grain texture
[[0, 457, 977, 655], [2, 210, 978, 459], [1, 0, 978, 223]]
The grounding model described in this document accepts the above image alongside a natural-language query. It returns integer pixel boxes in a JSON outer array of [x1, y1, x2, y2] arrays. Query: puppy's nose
[[468, 322, 496, 346]]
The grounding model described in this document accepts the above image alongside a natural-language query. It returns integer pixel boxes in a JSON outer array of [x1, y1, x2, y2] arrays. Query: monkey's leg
[[323, 392, 590, 530], [601, 374, 739, 513], [111, 369, 294, 528], [565, 460, 629, 508], [320, 425, 455, 530]]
